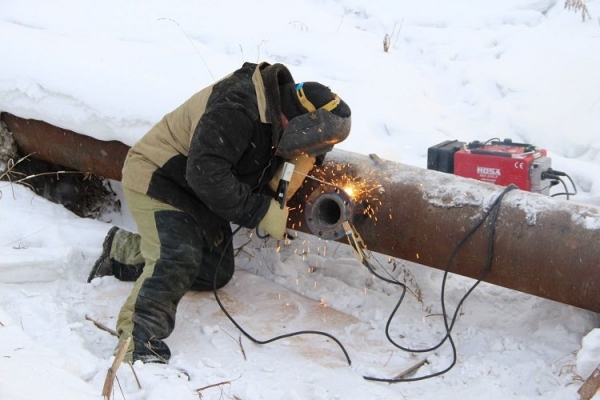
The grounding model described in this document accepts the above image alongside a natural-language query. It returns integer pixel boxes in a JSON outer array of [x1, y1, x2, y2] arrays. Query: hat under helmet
[[277, 82, 351, 158], [280, 82, 350, 120]]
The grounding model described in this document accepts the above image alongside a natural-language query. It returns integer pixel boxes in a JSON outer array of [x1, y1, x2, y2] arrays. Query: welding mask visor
[[275, 109, 351, 159]]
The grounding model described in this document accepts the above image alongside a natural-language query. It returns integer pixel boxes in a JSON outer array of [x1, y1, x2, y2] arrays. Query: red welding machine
[[427, 138, 553, 195]]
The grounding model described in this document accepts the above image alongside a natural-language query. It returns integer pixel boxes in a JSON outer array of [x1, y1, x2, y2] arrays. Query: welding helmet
[[277, 82, 351, 158]]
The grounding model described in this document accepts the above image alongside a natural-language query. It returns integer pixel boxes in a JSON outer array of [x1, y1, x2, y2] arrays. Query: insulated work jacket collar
[[256, 62, 295, 147]]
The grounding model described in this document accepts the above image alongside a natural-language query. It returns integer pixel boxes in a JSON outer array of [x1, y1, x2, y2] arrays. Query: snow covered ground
[[1, 0, 599, 399]]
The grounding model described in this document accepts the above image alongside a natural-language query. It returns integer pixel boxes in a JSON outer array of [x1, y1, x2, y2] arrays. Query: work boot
[[118, 335, 171, 365], [133, 337, 171, 364], [87, 226, 119, 282]]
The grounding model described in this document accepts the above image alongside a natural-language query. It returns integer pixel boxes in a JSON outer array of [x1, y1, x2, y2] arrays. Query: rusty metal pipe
[[2, 112, 129, 181], [3, 112, 600, 313], [289, 151, 600, 313]]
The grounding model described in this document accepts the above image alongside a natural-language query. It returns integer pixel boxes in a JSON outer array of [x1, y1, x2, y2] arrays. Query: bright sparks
[[313, 162, 386, 221], [343, 184, 356, 199]]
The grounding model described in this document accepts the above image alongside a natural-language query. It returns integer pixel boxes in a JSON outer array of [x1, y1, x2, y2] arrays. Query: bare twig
[[195, 374, 242, 394], [157, 18, 215, 81], [1, 153, 79, 185], [383, 20, 404, 52], [393, 19, 404, 48], [0, 152, 84, 206], [255, 39, 267, 62], [559, 363, 584, 381], [335, 10, 347, 34], [0, 154, 33, 199], [196, 380, 232, 392], [219, 325, 247, 360], [3, 228, 45, 248], [383, 350, 394, 367], [4, 170, 80, 185], [86, 315, 118, 337], [234, 237, 253, 257], [128, 363, 142, 389], [238, 333, 247, 361]]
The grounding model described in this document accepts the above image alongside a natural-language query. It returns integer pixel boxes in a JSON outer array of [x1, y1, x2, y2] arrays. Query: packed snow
[[1, 0, 599, 399]]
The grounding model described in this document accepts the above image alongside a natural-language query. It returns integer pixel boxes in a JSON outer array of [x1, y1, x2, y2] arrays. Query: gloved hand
[[269, 154, 316, 203], [258, 199, 289, 240]]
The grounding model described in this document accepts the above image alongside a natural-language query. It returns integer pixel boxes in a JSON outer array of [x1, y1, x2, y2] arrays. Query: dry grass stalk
[[383, 20, 404, 52], [565, 0, 592, 21], [195, 374, 242, 397], [86, 315, 118, 337], [383, 34, 391, 52], [393, 358, 428, 380], [1, 151, 120, 218], [0, 155, 33, 190], [0, 153, 80, 198], [102, 336, 131, 400], [195, 379, 233, 392], [220, 326, 248, 361]]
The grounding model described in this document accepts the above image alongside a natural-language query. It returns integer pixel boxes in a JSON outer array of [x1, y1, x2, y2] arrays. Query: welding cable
[[254, 227, 270, 239], [362, 184, 518, 383], [483, 137, 501, 145], [211, 225, 352, 366], [549, 170, 577, 199], [542, 168, 578, 199], [550, 177, 576, 200]]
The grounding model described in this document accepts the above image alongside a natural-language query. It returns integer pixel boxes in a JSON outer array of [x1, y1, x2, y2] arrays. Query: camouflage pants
[[114, 188, 234, 363]]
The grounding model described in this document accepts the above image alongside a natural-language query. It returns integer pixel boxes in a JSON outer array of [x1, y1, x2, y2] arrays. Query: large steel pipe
[[289, 152, 600, 313], [2, 112, 129, 181], [3, 112, 600, 313]]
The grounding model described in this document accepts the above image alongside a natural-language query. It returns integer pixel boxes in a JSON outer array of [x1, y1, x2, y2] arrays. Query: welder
[[87, 62, 351, 364]]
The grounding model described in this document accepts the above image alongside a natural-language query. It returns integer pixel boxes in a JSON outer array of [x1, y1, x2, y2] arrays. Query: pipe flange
[[305, 186, 354, 240]]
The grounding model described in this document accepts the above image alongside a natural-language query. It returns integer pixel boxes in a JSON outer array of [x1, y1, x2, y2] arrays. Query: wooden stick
[[579, 364, 600, 400], [102, 337, 131, 400]]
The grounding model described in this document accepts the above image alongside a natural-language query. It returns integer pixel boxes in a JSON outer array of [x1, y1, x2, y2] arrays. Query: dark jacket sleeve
[[186, 107, 271, 228]]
